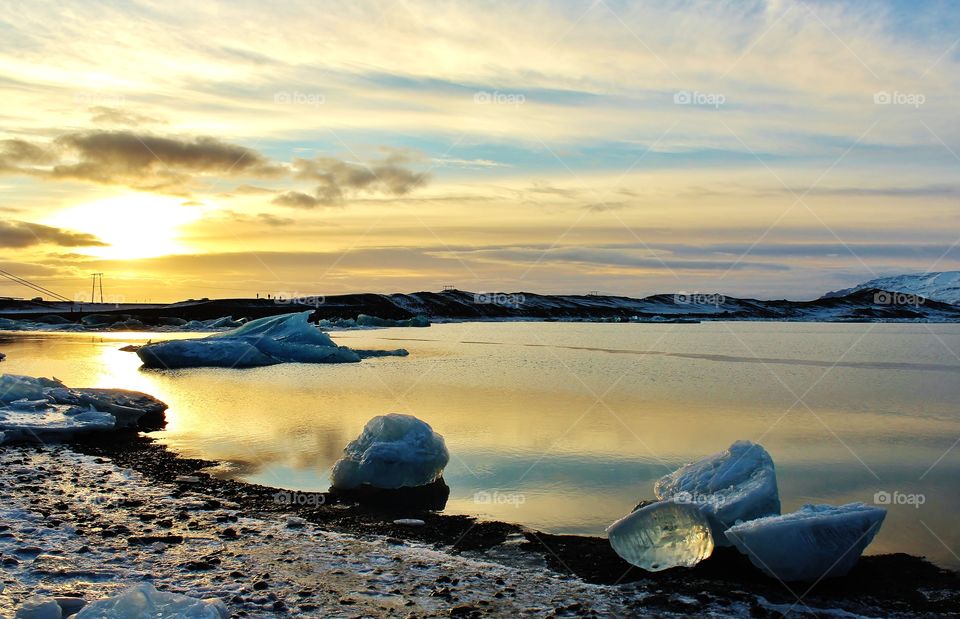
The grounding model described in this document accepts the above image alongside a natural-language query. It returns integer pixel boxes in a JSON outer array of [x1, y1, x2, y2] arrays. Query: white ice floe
[[331, 414, 449, 490], [654, 440, 780, 544], [136, 311, 407, 369], [0, 374, 165, 443], [724, 503, 886, 582], [606, 501, 715, 571], [73, 584, 228, 619]]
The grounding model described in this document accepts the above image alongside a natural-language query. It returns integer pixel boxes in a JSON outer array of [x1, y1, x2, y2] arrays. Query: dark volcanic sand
[[65, 433, 960, 618]]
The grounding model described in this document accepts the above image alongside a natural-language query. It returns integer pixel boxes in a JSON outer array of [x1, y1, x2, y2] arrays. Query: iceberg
[[136, 311, 407, 369], [0, 374, 167, 443], [724, 503, 886, 582], [331, 414, 449, 490], [74, 584, 228, 619], [654, 440, 780, 544], [355, 314, 430, 328], [606, 500, 715, 571]]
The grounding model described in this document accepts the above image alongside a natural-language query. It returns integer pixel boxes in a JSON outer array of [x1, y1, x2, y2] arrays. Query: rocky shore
[[2, 433, 957, 618]]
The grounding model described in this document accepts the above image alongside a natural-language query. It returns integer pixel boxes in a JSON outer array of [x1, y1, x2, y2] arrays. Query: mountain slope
[[823, 271, 960, 305]]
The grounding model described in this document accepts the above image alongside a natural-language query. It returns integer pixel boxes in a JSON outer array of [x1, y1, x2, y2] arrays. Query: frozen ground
[[0, 445, 670, 618], [3, 444, 956, 618]]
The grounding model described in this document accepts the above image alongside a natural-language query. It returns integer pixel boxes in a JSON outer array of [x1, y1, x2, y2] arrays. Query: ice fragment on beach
[[15, 597, 63, 619], [0, 373, 166, 442], [74, 584, 228, 619], [606, 500, 714, 571], [655, 440, 780, 544], [331, 414, 449, 490], [724, 502, 886, 582]]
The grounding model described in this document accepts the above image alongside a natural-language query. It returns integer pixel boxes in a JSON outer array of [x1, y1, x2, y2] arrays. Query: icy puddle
[[1, 322, 959, 569]]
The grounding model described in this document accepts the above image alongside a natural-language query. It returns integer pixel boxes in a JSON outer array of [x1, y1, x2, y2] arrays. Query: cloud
[[88, 106, 165, 126], [258, 213, 295, 226], [0, 139, 57, 173], [582, 201, 629, 212], [271, 191, 322, 209], [276, 154, 428, 208], [50, 131, 284, 191], [0, 220, 106, 248]]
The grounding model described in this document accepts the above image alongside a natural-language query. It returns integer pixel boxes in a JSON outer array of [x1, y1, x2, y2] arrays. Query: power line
[[0, 268, 73, 303]]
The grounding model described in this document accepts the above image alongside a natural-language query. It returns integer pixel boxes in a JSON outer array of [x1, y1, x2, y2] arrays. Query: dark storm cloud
[[0, 220, 106, 249]]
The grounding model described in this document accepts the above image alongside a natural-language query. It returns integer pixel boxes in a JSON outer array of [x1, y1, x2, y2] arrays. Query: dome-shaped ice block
[[606, 500, 715, 571], [724, 502, 886, 582]]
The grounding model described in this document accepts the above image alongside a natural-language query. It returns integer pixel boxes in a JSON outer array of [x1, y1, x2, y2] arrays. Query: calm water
[[2, 322, 959, 568]]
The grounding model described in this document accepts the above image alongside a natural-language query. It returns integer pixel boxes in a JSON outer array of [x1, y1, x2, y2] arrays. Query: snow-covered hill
[[823, 271, 960, 305]]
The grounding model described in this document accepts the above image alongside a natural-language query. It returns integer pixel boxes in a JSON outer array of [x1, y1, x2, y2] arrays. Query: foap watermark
[[473, 292, 525, 309], [473, 91, 526, 106], [873, 291, 925, 307], [74, 91, 126, 107], [273, 490, 326, 507], [873, 91, 925, 108], [674, 291, 726, 306], [473, 490, 526, 507], [874, 490, 925, 509], [274, 293, 326, 308], [667, 491, 725, 509], [674, 90, 726, 109], [273, 90, 326, 107]]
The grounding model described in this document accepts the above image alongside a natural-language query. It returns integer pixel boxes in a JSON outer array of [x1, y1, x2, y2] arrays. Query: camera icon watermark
[[473, 91, 526, 106], [273, 90, 326, 107], [473, 490, 526, 507], [873, 291, 925, 307], [674, 291, 726, 306], [873, 91, 925, 108], [473, 292, 525, 308], [674, 90, 726, 109], [873, 490, 925, 508], [273, 490, 326, 507]]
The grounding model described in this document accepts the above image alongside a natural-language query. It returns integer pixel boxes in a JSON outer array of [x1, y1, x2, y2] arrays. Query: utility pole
[[91, 273, 104, 303]]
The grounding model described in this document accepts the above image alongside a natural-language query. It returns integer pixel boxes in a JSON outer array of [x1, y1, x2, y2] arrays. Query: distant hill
[[822, 271, 960, 305], [4, 287, 960, 326]]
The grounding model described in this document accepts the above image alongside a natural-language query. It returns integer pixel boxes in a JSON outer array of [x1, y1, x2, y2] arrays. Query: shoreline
[[4, 432, 951, 617]]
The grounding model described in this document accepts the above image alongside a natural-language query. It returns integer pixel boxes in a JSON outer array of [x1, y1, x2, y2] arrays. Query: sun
[[47, 193, 203, 260]]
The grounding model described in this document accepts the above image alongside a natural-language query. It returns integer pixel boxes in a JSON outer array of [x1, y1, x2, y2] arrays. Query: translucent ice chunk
[[331, 414, 449, 490], [606, 500, 715, 571], [75, 584, 228, 619], [724, 502, 886, 582], [655, 440, 780, 544]]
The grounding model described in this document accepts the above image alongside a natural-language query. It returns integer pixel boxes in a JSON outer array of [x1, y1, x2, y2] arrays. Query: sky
[[1, 0, 959, 302]]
